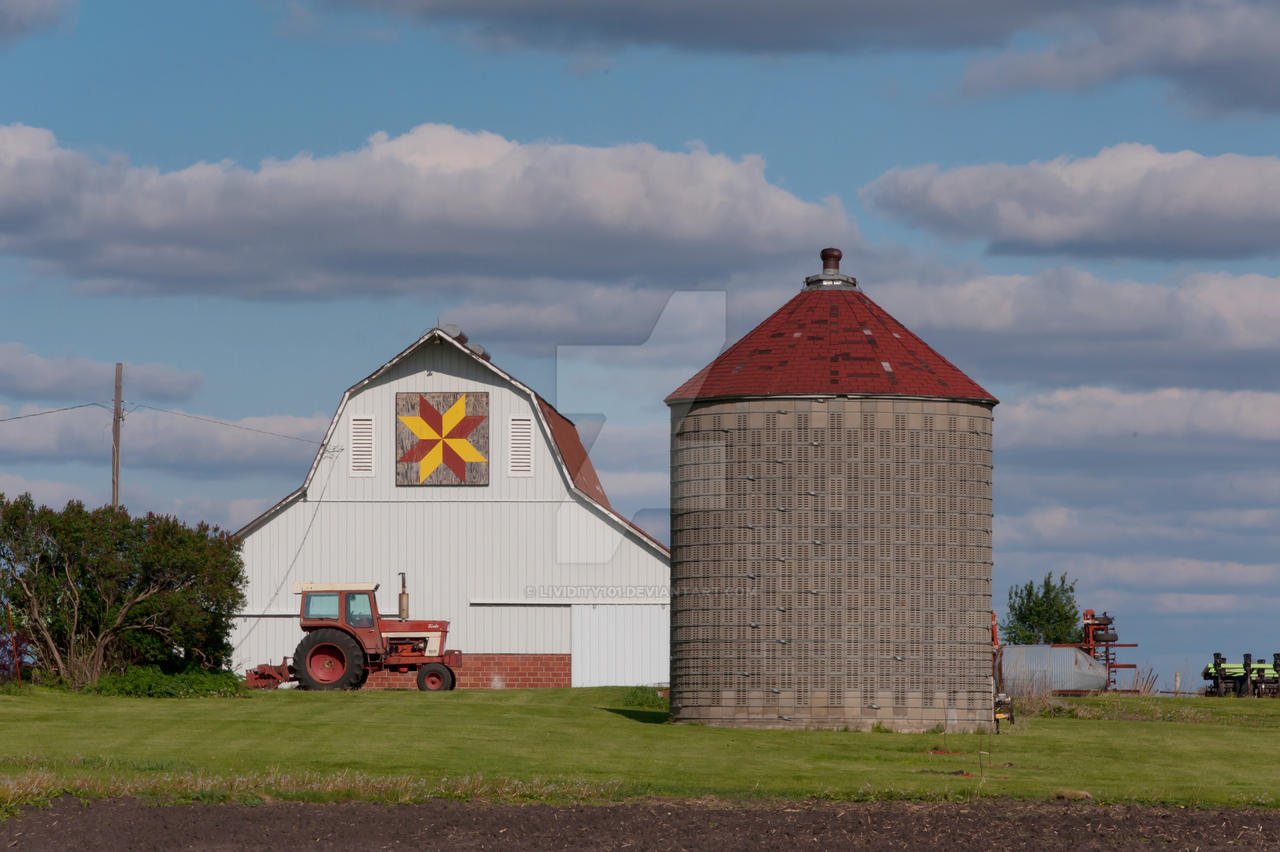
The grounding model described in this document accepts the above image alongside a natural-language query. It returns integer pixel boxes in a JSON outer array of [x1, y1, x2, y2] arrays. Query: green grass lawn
[[2, 687, 1279, 811]]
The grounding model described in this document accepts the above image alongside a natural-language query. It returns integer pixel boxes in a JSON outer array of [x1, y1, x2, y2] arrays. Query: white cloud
[[0, 403, 327, 477], [1000, 551, 1280, 588], [965, 0, 1280, 113], [593, 470, 668, 506], [1150, 592, 1280, 614], [166, 494, 276, 531], [0, 343, 202, 402], [998, 386, 1280, 448], [0, 471, 96, 508], [995, 506, 1210, 549], [0, 0, 72, 42], [862, 144, 1280, 258], [0, 123, 849, 296], [879, 268, 1280, 348]]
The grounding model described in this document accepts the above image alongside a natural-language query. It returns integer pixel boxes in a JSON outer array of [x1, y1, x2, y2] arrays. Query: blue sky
[[4, 0, 1280, 687]]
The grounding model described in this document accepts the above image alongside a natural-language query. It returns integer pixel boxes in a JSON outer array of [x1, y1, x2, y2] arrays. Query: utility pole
[[112, 362, 122, 507]]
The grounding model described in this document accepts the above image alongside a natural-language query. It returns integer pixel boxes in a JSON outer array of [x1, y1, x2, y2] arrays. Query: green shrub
[[620, 685, 668, 710], [85, 665, 243, 698]]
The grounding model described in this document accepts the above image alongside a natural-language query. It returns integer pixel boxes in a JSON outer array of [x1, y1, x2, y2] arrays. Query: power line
[[133, 404, 323, 445], [0, 402, 106, 423]]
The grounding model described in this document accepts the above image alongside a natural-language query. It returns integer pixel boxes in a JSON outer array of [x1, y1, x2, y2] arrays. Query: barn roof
[[667, 249, 996, 405], [237, 328, 666, 557]]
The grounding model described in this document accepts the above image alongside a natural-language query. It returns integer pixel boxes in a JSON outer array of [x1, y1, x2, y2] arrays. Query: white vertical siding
[[571, 604, 670, 687], [233, 340, 669, 677]]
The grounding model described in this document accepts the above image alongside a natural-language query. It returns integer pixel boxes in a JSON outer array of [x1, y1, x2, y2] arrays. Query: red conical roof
[[666, 253, 996, 404]]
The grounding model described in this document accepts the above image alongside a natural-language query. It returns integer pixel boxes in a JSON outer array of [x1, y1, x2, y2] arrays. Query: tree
[[999, 572, 1085, 645], [0, 494, 246, 687]]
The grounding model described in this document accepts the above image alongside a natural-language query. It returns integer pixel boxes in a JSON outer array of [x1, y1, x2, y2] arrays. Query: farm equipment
[[1054, 609, 1137, 691], [245, 573, 461, 691], [993, 608, 1139, 696], [1202, 652, 1280, 697]]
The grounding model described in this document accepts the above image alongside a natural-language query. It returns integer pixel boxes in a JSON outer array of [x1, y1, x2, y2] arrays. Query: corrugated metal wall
[[997, 645, 1108, 694], [233, 342, 668, 674], [669, 396, 995, 731]]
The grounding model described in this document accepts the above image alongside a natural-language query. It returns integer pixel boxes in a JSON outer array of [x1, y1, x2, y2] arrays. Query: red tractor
[[246, 574, 461, 691]]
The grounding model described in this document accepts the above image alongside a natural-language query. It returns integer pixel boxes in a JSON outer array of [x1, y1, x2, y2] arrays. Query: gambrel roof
[[237, 328, 668, 558]]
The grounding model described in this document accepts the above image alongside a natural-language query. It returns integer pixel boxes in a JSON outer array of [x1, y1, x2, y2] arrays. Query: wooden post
[[111, 362, 122, 507], [5, 602, 18, 688]]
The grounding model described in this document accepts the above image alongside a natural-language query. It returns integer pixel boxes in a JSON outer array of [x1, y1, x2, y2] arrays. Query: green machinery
[[1202, 652, 1280, 697]]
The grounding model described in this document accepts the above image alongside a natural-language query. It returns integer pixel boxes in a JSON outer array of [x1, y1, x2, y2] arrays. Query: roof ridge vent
[[804, 246, 858, 290]]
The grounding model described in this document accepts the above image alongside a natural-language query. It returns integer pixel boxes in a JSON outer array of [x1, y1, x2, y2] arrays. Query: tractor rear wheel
[[417, 663, 455, 691], [294, 629, 366, 690]]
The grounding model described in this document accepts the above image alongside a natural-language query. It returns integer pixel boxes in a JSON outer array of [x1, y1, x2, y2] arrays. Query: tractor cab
[[298, 582, 384, 655]]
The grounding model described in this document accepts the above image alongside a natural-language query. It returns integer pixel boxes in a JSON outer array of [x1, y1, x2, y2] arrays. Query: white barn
[[232, 327, 670, 688]]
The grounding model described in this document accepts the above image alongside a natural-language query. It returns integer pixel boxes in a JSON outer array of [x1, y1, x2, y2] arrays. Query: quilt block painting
[[395, 392, 489, 486]]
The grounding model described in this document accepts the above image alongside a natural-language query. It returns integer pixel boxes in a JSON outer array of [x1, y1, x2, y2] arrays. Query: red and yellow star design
[[397, 394, 487, 483]]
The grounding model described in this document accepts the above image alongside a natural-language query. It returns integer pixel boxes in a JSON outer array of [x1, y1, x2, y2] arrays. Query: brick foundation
[[456, 653, 571, 689], [362, 654, 571, 691]]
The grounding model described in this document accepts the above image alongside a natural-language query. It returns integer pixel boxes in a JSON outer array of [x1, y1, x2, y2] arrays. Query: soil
[[5, 797, 1280, 850]]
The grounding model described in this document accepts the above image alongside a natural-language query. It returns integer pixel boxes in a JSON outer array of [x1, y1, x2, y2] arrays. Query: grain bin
[[665, 249, 998, 732]]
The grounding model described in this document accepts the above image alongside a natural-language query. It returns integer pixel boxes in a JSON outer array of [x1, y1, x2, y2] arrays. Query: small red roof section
[[667, 260, 996, 404], [535, 396, 612, 511]]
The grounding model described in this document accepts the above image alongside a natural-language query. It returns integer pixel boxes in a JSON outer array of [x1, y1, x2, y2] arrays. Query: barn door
[[570, 604, 669, 687]]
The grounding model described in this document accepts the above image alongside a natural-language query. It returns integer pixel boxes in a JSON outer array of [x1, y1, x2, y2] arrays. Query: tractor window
[[346, 593, 374, 628], [304, 593, 340, 620]]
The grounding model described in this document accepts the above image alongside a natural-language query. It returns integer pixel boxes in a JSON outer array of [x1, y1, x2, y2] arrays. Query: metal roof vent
[[803, 247, 858, 290]]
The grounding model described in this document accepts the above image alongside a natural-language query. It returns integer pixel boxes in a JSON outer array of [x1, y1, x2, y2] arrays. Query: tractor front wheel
[[417, 663, 455, 691], [294, 629, 366, 690]]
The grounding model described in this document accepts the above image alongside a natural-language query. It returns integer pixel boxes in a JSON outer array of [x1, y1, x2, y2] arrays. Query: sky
[[3, 0, 1279, 688]]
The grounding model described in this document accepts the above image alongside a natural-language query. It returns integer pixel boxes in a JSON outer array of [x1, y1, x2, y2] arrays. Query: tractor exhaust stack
[[398, 572, 409, 621]]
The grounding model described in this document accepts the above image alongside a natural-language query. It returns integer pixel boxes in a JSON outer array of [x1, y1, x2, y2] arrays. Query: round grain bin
[[665, 249, 998, 732]]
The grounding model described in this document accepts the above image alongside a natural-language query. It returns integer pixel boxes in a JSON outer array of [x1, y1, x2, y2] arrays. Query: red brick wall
[[362, 653, 571, 691]]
